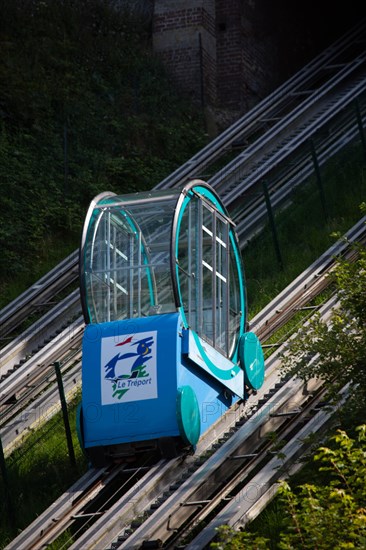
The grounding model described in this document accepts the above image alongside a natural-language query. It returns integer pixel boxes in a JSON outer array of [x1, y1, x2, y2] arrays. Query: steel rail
[[154, 19, 366, 190], [0, 250, 79, 339], [235, 98, 366, 244], [4, 464, 123, 550], [186, 384, 350, 550], [166, 380, 340, 549], [0, 316, 83, 409], [58, 296, 338, 550], [0, 289, 81, 380], [215, 76, 366, 209], [210, 56, 366, 193]]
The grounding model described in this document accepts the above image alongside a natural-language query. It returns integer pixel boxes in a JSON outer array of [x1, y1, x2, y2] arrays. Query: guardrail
[[1, 19, 365, 338]]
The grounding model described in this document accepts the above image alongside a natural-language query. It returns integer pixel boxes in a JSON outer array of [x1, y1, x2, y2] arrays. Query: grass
[[0, 232, 79, 310], [0, 141, 365, 548], [243, 142, 366, 316], [0, 1, 209, 309], [0, 397, 87, 548], [244, 408, 349, 548]]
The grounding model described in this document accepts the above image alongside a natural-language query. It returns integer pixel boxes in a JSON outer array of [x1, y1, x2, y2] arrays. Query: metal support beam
[[355, 99, 366, 161], [310, 139, 328, 219], [54, 361, 76, 467], [262, 181, 283, 269]]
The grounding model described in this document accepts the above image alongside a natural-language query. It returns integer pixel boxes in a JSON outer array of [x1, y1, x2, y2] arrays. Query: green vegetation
[[243, 144, 366, 315], [1, 3, 366, 548], [212, 205, 366, 548], [0, 0, 208, 306], [281, 224, 366, 413], [0, 397, 87, 547], [212, 426, 366, 549]]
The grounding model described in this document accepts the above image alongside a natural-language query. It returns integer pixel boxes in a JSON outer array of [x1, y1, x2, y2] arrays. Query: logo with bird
[[103, 335, 154, 400]]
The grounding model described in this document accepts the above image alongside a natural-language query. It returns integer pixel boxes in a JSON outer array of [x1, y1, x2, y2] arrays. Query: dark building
[[152, 1, 364, 130]]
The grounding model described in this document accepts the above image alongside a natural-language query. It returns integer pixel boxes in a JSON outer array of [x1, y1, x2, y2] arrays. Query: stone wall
[[152, 1, 214, 105], [151, 0, 363, 130], [152, 0, 283, 128]]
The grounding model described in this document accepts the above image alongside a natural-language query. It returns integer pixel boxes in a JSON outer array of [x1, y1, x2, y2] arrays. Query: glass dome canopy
[[80, 181, 247, 360]]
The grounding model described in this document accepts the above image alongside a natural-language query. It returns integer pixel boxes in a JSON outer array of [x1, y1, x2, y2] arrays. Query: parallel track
[[185, 384, 349, 550], [1, 21, 366, 549], [1, 18, 365, 340], [0, 251, 78, 340], [1, 217, 364, 457], [4, 252, 352, 549]]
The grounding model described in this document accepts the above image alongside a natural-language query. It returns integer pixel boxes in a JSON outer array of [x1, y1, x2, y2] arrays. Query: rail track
[[0, 251, 79, 341], [1, 215, 364, 457], [4, 240, 356, 549], [5, 293, 343, 550], [185, 383, 350, 550], [0, 289, 81, 380], [1, 21, 366, 549]]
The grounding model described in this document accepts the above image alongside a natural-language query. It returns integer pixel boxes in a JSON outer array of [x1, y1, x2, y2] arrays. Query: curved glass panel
[[81, 191, 180, 324], [174, 182, 245, 360], [80, 183, 246, 360], [228, 239, 243, 358]]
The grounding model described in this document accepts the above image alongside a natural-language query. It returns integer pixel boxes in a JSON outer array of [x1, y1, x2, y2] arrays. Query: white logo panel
[[101, 331, 157, 405]]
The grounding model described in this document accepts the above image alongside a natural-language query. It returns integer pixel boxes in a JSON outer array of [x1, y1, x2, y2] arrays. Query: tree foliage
[[212, 426, 366, 549], [0, 0, 207, 280], [212, 215, 366, 548], [280, 215, 366, 412]]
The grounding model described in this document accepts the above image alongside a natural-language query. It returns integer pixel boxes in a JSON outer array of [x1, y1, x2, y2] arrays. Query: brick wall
[[152, 1, 216, 105], [152, 0, 363, 129], [152, 0, 281, 125]]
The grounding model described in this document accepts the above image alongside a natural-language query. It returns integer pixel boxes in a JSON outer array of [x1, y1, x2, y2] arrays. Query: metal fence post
[[262, 181, 283, 269], [355, 99, 366, 162], [63, 121, 69, 198], [310, 139, 328, 220], [0, 435, 15, 531], [54, 361, 76, 467]]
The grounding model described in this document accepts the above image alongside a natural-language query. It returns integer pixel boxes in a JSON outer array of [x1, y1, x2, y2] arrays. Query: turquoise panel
[[239, 332, 265, 390], [182, 328, 244, 398], [176, 386, 201, 446]]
